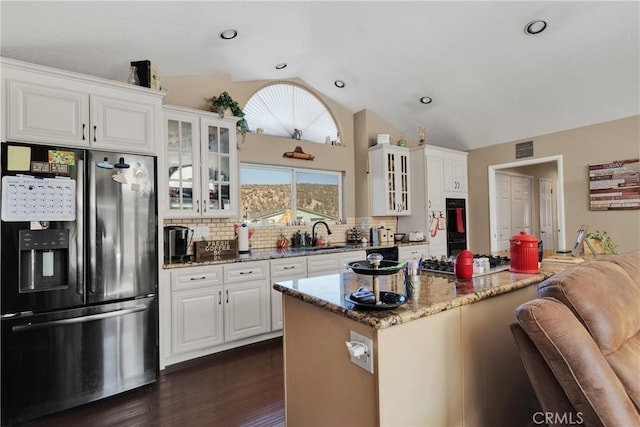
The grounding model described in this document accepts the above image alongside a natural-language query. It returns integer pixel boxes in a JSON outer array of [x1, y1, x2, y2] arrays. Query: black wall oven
[[446, 198, 467, 257]]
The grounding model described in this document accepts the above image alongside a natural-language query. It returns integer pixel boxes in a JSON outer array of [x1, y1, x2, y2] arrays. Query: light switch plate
[[349, 330, 374, 374]]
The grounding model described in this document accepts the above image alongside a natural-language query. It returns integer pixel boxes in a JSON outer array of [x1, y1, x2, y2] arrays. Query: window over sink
[[240, 163, 342, 225]]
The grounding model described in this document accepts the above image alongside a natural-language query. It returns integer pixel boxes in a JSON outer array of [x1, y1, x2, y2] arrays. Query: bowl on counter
[[393, 233, 406, 242]]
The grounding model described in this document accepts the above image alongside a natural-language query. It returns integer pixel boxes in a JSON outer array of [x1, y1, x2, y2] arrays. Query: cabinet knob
[[218, 290, 222, 305], [226, 289, 229, 304], [93, 125, 97, 142], [82, 124, 86, 141]]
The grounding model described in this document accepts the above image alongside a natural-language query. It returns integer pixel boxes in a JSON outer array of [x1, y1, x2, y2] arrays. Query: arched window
[[243, 83, 339, 144]]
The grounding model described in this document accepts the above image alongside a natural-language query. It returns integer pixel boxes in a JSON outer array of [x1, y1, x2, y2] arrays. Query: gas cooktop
[[421, 255, 511, 277]]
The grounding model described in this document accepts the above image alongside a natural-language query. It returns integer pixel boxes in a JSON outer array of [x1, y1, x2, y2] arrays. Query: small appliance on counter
[[164, 225, 192, 263], [409, 231, 425, 242]]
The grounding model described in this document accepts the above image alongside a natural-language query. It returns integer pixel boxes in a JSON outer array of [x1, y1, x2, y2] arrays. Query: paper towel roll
[[238, 224, 250, 253]]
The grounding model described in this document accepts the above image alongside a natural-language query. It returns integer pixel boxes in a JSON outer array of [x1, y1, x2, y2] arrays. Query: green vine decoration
[[586, 230, 619, 255], [204, 91, 248, 140]]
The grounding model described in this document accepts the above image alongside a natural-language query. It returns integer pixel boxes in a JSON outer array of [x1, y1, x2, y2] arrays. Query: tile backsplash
[[163, 217, 398, 254]]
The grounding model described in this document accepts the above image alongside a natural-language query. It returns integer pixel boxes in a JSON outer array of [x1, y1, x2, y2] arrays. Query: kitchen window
[[240, 164, 342, 225]]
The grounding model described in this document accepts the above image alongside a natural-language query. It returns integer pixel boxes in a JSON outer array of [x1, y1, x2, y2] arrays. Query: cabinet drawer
[[171, 265, 223, 291], [339, 251, 367, 272], [270, 257, 308, 278], [224, 260, 269, 284], [399, 245, 429, 261], [307, 253, 340, 274]]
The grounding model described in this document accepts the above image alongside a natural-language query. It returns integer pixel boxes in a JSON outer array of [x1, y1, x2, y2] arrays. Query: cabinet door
[[90, 94, 155, 153], [270, 257, 308, 331], [200, 117, 237, 217], [224, 280, 270, 342], [165, 111, 201, 217], [396, 150, 411, 215], [6, 79, 89, 147], [427, 155, 444, 212], [370, 145, 411, 216], [171, 285, 224, 355], [444, 157, 467, 193]]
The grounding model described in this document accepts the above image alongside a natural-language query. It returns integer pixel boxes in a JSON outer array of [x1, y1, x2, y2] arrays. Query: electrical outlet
[[349, 330, 374, 374]]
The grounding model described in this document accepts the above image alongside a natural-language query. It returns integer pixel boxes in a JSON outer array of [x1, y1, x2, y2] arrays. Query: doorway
[[494, 172, 533, 252], [488, 155, 566, 253]]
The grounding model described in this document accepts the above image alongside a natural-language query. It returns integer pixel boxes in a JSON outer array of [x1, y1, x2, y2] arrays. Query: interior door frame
[[539, 177, 554, 251], [488, 155, 565, 253]]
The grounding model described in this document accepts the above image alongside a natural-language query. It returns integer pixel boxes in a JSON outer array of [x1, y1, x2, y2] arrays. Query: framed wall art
[[589, 158, 639, 210]]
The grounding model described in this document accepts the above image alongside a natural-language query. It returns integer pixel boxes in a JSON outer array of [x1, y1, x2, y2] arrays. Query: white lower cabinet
[[170, 261, 270, 358], [398, 245, 429, 262], [171, 266, 224, 355], [339, 250, 367, 272], [307, 253, 341, 278], [270, 258, 308, 331], [223, 261, 271, 342]]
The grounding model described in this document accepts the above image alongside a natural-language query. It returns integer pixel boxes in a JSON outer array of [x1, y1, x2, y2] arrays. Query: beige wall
[[468, 115, 640, 254], [162, 74, 358, 217]]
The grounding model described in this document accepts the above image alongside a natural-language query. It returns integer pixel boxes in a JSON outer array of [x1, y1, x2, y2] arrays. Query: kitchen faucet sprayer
[[312, 221, 332, 247]]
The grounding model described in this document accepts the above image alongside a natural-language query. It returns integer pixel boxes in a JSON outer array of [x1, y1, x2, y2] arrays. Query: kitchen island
[[274, 267, 556, 426]]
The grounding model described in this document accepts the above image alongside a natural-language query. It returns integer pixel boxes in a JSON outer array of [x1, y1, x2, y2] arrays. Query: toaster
[[409, 231, 425, 242]]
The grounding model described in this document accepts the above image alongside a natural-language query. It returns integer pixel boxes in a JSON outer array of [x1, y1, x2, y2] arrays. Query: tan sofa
[[511, 251, 640, 426]]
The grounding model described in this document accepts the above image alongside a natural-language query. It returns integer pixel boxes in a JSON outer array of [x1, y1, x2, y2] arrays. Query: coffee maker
[[164, 225, 192, 263]]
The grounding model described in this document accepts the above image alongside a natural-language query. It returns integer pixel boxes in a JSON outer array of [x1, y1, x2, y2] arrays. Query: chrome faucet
[[311, 220, 332, 247]]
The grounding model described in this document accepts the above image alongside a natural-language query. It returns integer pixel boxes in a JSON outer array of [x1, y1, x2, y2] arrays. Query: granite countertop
[[273, 268, 556, 330], [163, 241, 427, 269]]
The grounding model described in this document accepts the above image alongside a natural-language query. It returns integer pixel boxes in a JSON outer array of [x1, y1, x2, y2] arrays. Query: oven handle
[[11, 305, 147, 333]]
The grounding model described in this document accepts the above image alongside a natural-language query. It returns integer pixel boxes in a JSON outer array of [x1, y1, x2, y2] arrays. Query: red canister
[[454, 250, 474, 280], [509, 231, 540, 273]]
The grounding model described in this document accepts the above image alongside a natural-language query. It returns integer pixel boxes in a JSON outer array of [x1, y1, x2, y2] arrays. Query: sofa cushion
[[515, 298, 640, 426], [536, 260, 640, 409], [595, 251, 640, 285]]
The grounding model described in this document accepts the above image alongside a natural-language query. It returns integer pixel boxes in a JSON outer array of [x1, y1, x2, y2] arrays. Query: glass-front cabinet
[[164, 105, 237, 218]]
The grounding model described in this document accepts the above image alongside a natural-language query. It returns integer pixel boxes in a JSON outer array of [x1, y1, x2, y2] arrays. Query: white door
[[496, 173, 511, 251], [539, 178, 554, 252]]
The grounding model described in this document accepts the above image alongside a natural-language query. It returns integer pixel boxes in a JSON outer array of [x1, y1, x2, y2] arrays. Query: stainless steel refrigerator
[[0, 142, 158, 425]]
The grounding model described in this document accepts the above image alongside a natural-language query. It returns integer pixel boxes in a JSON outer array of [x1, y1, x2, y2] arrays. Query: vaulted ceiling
[[1, 1, 638, 151]]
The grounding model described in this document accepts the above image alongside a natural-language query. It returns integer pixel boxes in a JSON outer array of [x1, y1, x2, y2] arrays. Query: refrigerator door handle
[[11, 305, 148, 333], [76, 157, 85, 299]]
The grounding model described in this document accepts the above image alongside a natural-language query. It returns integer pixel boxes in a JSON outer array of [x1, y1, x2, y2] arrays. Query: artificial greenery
[[586, 230, 619, 255], [204, 91, 248, 139]]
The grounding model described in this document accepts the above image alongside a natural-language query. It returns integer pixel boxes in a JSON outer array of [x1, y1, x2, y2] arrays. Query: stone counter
[[273, 268, 555, 330], [162, 241, 426, 269]]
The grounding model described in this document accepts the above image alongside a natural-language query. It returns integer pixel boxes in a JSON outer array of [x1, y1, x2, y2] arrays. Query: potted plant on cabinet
[[205, 91, 248, 141]]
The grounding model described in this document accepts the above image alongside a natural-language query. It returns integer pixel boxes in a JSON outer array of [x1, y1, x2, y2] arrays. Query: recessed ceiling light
[[419, 96, 433, 105], [275, 63, 288, 70], [524, 20, 547, 35], [220, 29, 238, 40], [334, 80, 346, 88]]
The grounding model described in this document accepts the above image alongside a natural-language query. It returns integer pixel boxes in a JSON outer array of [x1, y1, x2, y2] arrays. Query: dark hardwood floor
[[19, 338, 284, 427]]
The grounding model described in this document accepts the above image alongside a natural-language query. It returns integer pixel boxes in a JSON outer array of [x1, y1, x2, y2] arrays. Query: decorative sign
[[1, 175, 76, 221], [589, 158, 640, 210], [515, 141, 534, 159], [194, 239, 237, 262]]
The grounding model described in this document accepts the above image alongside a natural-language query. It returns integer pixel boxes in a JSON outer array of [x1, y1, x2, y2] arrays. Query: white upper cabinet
[[2, 57, 163, 154], [444, 155, 467, 193], [164, 105, 238, 219], [369, 144, 411, 216]]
